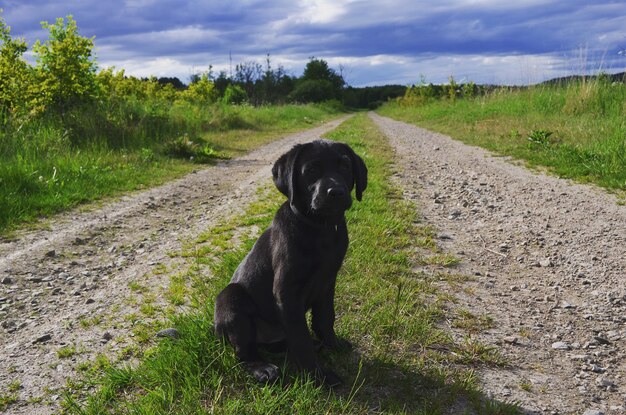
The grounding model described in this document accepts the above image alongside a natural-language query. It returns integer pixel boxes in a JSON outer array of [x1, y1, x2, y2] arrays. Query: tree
[[180, 72, 218, 105], [222, 84, 247, 105], [256, 54, 293, 104], [0, 12, 33, 122], [158, 77, 185, 90], [234, 61, 263, 99], [32, 16, 98, 115], [289, 79, 336, 103], [213, 70, 230, 97], [290, 58, 344, 103], [302, 58, 342, 85]]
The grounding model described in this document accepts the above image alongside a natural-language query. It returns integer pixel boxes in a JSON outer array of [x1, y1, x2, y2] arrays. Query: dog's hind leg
[[214, 283, 280, 383]]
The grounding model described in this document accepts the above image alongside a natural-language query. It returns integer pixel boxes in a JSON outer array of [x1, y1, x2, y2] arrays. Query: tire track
[[372, 112, 626, 415]]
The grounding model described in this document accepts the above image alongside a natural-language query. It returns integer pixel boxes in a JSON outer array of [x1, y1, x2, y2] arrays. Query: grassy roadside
[[0, 104, 341, 236], [377, 80, 626, 196], [62, 114, 518, 414]]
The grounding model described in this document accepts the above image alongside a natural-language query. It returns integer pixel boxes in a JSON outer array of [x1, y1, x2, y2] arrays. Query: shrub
[[179, 73, 218, 106], [32, 16, 98, 115], [289, 79, 336, 103], [222, 84, 247, 105], [0, 14, 35, 123]]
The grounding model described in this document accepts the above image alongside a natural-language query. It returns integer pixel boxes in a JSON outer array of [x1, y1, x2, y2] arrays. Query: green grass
[[62, 114, 518, 414], [378, 79, 626, 194], [0, 381, 21, 411], [0, 103, 342, 235], [57, 345, 78, 359]]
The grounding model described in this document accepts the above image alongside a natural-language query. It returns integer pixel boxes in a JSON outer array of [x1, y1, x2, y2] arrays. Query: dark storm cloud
[[1, 0, 624, 85], [288, 1, 624, 57]]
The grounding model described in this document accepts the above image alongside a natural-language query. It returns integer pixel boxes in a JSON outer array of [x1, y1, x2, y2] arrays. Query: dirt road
[[371, 113, 626, 415], [2, 113, 625, 415]]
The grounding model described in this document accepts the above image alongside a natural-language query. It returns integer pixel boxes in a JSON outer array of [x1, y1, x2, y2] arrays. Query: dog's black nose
[[327, 187, 346, 198]]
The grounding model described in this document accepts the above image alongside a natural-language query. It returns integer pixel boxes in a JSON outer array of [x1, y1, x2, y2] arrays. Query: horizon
[[2, 0, 625, 87]]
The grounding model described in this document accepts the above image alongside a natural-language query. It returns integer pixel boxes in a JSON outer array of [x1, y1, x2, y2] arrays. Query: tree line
[[161, 58, 406, 109]]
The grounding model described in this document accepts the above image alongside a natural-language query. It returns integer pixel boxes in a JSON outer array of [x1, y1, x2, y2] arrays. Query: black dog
[[214, 139, 367, 386]]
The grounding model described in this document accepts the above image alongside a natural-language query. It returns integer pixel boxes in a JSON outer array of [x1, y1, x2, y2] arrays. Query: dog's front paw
[[319, 368, 343, 388], [245, 361, 280, 384]]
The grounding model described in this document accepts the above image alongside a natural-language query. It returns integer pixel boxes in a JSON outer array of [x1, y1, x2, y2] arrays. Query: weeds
[[57, 345, 77, 359], [527, 129, 554, 146], [0, 381, 21, 411]]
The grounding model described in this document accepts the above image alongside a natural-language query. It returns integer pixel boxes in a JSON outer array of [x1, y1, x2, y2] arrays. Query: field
[[0, 103, 342, 235]]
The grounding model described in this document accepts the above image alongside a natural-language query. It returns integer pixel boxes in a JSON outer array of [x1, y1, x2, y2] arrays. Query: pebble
[[33, 333, 52, 344], [156, 328, 180, 339], [595, 376, 616, 388], [102, 332, 113, 344], [503, 336, 518, 345], [593, 336, 611, 345], [539, 259, 552, 267], [590, 364, 606, 373], [551, 341, 570, 350]]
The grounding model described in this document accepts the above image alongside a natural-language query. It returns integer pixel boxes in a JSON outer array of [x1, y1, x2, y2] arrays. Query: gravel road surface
[[371, 112, 626, 415]]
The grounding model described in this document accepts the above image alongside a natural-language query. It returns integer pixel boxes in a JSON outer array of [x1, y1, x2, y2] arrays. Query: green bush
[[222, 84, 248, 105], [32, 16, 98, 116], [289, 79, 337, 103]]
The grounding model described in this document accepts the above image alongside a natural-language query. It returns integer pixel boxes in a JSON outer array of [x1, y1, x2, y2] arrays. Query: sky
[[1, 0, 625, 87]]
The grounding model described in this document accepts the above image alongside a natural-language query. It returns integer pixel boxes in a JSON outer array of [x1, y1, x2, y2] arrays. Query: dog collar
[[289, 204, 342, 231]]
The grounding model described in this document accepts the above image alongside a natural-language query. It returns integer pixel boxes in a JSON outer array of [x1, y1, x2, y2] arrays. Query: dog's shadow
[[260, 344, 523, 414]]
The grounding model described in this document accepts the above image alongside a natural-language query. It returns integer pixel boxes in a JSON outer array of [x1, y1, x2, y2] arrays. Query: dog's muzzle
[[311, 184, 352, 214]]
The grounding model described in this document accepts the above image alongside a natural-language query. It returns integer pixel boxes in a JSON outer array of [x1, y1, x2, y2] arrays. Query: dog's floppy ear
[[351, 150, 368, 202], [339, 144, 368, 201], [272, 144, 303, 202]]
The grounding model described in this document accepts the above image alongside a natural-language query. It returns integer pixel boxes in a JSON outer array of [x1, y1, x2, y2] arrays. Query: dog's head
[[272, 140, 367, 219]]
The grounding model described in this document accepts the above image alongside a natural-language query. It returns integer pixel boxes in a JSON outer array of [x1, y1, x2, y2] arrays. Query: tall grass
[[378, 78, 626, 193], [0, 102, 342, 235]]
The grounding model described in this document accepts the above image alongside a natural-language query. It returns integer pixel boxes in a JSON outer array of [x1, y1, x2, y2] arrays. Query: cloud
[[2, 0, 625, 86]]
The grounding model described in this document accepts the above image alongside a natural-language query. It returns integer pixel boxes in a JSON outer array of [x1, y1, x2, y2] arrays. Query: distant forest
[[540, 72, 626, 85], [156, 56, 407, 109]]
